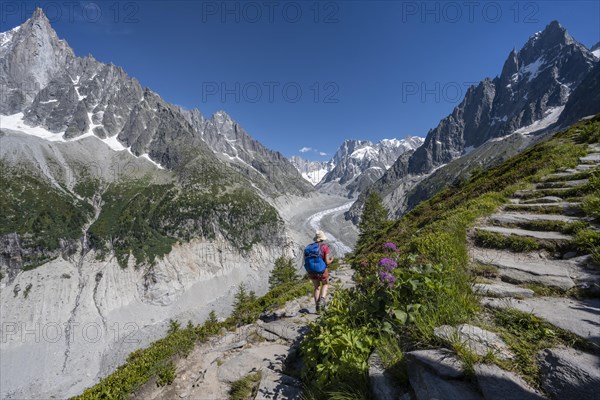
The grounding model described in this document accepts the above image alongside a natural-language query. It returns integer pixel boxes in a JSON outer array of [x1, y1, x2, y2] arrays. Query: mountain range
[[1, 8, 599, 399], [347, 21, 600, 222], [289, 137, 423, 195]]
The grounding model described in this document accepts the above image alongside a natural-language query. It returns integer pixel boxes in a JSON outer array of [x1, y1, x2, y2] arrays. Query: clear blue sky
[[2, 1, 599, 160]]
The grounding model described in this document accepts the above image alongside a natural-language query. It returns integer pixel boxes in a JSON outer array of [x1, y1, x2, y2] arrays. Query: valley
[[1, 6, 599, 400]]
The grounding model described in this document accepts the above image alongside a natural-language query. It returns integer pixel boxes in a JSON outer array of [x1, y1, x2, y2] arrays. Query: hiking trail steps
[[396, 144, 599, 400], [456, 144, 600, 400]]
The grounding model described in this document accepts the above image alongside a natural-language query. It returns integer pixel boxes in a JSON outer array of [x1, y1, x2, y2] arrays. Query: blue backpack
[[304, 242, 327, 274]]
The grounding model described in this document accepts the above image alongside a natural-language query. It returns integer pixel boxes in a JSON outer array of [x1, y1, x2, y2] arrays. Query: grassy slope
[[299, 116, 599, 398], [1, 153, 284, 269], [0, 161, 94, 269]]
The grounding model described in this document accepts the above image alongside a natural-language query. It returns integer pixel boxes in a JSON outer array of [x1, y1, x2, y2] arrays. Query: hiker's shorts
[[309, 269, 329, 284]]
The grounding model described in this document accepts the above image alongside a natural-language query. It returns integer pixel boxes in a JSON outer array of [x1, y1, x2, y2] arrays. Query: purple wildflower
[[378, 270, 396, 287], [383, 242, 398, 252], [378, 258, 397, 271]]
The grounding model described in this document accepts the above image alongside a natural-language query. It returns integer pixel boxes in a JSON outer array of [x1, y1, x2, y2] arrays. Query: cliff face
[[0, 236, 292, 399]]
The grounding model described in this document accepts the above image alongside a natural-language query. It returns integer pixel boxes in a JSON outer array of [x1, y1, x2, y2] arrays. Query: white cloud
[[319, 152, 328, 156], [299, 147, 313, 153]]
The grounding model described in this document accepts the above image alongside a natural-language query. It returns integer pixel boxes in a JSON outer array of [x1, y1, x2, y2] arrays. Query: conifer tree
[[268, 256, 297, 289], [232, 283, 248, 314], [357, 191, 388, 248]]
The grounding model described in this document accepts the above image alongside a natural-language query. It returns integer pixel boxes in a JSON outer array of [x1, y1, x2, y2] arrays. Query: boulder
[[408, 362, 482, 400], [537, 347, 600, 400], [474, 363, 545, 400], [368, 351, 404, 400], [434, 324, 514, 360], [406, 349, 464, 379]]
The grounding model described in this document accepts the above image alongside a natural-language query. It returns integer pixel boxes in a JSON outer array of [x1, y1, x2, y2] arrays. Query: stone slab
[[434, 324, 513, 360], [537, 347, 600, 400], [472, 283, 534, 298], [406, 349, 464, 379], [474, 363, 545, 400], [482, 297, 600, 345]]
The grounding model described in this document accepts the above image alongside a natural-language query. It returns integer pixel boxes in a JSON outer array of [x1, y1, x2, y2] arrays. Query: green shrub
[[474, 230, 541, 252], [88, 181, 283, 268], [301, 289, 377, 395], [575, 120, 600, 143], [229, 371, 262, 400], [0, 162, 93, 268], [573, 229, 600, 264], [156, 361, 176, 387], [581, 170, 600, 220]]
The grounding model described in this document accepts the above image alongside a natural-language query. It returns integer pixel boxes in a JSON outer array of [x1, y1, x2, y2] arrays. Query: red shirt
[[319, 243, 330, 263]]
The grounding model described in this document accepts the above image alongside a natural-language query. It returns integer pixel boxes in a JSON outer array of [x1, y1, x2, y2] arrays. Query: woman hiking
[[304, 230, 334, 312]]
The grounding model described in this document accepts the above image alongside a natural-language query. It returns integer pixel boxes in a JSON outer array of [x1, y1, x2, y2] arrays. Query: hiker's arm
[[325, 248, 333, 264]]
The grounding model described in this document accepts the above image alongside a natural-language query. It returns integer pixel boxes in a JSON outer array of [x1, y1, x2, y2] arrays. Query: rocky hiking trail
[[132, 146, 599, 400], [132, 268, 356, 399], [369, 144, 600, 400]]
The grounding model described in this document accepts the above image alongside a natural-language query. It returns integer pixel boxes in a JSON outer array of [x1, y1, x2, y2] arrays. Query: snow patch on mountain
[[1, 112, 164, 168], [350, 146, 377, 160], [514, 106, 565, 135], [2, 112, 66, 141], [289, 156, 332, 186], [302, 169, 329, 185], [0, 25, 20, 47], [520, 57, 545, 81]]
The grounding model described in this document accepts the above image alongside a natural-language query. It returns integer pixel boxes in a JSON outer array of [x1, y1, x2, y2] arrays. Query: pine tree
[[248, 290, 257, 303], [357, 191, 388, 249], [207, 310, 218, 326], [232, 283, 248, 314], [268, 256, 297, 289]]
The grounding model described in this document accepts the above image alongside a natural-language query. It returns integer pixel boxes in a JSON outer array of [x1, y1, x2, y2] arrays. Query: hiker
[[304, 230, 333, 312]]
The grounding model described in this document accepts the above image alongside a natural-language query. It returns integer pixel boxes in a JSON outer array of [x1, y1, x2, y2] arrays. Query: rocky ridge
[[317, 137, 424, 198], [347, 21, 599, 222]]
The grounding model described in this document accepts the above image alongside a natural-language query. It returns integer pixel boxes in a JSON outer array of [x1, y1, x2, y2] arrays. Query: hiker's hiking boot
[[317, 296, 327, 312]]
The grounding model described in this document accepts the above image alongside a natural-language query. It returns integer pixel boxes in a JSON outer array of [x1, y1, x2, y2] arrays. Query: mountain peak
[[524, 20, 572, 50], [31, 7, 49, 21], [22, 7, 55, 34], [0, 8, 75, 112]]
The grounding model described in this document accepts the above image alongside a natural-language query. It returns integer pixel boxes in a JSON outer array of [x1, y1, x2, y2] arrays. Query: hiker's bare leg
[[312, 280, 321, 305], [320, 283, 329, 300]]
